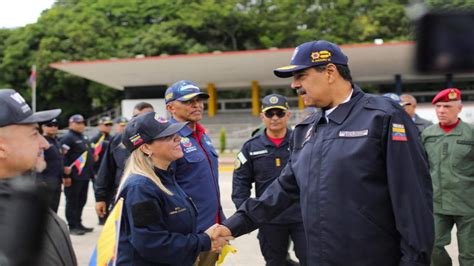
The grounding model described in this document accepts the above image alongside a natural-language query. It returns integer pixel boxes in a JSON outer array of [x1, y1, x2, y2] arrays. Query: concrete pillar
[[251, 80, 260, 116], [207, 83, 217, 117]]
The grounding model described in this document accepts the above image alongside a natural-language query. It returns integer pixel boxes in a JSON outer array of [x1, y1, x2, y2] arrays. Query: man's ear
[[165, 103, 174, 114], [326, 64, 337, 83]]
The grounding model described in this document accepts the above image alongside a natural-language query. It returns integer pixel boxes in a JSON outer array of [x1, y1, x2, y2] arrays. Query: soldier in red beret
[[422, 88, 474, 266]]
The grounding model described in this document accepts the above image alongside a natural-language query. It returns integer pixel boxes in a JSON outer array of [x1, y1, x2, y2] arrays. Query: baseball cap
[[432, 88, 461, 104], [0, 89, 61, 127], [42, 118, 59, 127], [69, 114, 85, 123], [165, 80, 209, 104], [274, 40, 349, 78], [122, 112, 188, 152], [114, 117, 128, 125], [383, 93, 411, 107], [261, 94, 290, 112], [98, 116, 113, 125]]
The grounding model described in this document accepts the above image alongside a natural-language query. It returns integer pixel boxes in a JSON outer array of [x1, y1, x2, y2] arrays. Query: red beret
[[432, 88, 461, 104]]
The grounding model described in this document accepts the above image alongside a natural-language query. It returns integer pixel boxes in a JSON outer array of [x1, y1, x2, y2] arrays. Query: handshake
[[204, 224, 234, 253]]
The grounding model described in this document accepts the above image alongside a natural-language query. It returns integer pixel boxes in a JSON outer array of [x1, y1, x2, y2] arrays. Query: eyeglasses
[[264, 109, 286, 118], [104, 123, 114, 127]]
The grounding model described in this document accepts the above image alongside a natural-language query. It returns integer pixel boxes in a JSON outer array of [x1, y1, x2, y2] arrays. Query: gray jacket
[[414, 114, 433, 134]]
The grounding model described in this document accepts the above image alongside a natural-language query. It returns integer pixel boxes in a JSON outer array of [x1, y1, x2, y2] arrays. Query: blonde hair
[[117, 148, 173, 199]]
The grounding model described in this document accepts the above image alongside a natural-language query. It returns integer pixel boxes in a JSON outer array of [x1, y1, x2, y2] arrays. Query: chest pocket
[[182, 144, 205, 163], [251, 153, 277, 182], [452, 139, 474, 178], [165, 202, 194, 233]]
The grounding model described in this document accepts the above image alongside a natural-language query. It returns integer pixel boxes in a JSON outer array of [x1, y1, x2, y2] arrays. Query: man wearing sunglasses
[[91, 116, 114, 225], [233, 94, 306, 266], [213, 40, 434, 265], [38, 118, 65, 213]]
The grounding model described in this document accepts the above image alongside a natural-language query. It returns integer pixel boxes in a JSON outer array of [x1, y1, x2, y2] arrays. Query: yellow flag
[[89, 198, 124, 266], [217, 244, 237, 265]]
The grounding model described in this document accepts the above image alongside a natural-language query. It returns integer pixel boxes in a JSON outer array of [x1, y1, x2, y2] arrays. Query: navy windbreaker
[[223, 85, 434, 265]]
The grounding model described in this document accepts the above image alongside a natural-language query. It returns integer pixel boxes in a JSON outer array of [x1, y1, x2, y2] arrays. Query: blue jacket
[[90, 132, 112, 173], [232, 129, 302, 224], [223, 86, 434, 265], [95, 133, 129, 203], [60, 130, 94, 180], [38, 136, 64, 183], [117, 169, 210, 266], [171, 119, 224, 232]]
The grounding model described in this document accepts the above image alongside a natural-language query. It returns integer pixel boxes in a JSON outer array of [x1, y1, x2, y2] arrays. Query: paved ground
[[58, 167, 459, 266]]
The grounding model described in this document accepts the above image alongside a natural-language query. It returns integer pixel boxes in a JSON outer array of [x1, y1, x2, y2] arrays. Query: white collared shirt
[[324, 90, 353, 122]]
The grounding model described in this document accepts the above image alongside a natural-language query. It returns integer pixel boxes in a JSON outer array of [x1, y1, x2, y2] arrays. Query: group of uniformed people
[[2, 38, 473, 266]]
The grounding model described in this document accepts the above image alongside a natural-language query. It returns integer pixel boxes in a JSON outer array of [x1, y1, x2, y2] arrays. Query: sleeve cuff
[[222, 212, 254, 237], [197, 233, 211, 252]]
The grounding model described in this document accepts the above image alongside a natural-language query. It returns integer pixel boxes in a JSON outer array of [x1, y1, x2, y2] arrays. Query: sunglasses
[[44, 123, 58, 127], [264, 109, 286, 118]]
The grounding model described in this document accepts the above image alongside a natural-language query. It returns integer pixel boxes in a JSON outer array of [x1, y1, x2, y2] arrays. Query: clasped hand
[[204, 224, 234, 253]]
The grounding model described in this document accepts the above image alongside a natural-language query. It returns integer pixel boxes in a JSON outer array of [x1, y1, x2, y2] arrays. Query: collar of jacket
[[170, 117, 193, 137], [261, 128, 292, 147], [432, 120, 465, 137], [326, 84, 364, 125]]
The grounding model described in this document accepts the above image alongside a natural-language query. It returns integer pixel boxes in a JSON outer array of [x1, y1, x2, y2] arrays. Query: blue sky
[[0, 0, 56, 28]]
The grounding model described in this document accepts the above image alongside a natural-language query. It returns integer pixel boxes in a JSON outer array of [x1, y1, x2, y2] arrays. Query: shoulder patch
[[392, 123, 408, 141], [237, 152, 247, 165], [132, 200, 161, 227]]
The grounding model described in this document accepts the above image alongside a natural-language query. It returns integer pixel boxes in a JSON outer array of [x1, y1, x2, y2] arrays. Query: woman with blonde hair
[[116, 112, 224, 265]]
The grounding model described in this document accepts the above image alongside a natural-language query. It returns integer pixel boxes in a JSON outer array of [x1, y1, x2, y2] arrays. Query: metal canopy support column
[[251, 80, 260, 116], [207, 83, 217, 117], [445, 73, 453, 88], [395, 74, 402, 95]]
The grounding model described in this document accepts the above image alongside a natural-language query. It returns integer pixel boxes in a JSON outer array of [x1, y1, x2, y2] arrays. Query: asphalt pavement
[[57, 168, 459, 266]]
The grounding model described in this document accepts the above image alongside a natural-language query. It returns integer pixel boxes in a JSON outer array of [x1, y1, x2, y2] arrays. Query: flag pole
[[31, 65, 36, 112]]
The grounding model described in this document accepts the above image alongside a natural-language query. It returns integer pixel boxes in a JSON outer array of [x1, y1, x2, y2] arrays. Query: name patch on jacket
[[249, 150, 268, 156], [181, 137, 197, 153], [339, 130, 368, 137], [392, 123, 408, 141], [169, 206, 187, 215]]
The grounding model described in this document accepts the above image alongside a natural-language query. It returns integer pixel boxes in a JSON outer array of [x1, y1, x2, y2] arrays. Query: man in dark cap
[[165, 80, 225, 266], [422, 88, 474, 266], [61, 114, 95, 235], [0, 89, 77, 265], [91, 116, 114, 224], [95, 103, 153, 223], [38, 118, 66, 213], [233, 94, 306, 265], [401, 94, 433, 134], [213, 40, 434, 265], [113, 116, 128, 135], [92, 116, 114, 173]]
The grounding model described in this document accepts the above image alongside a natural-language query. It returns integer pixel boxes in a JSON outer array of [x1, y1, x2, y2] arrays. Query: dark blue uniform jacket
[[60, 130, 94, 180], [91, 132, 112, 173], [223, 85, 434, 265], [232, 129, 302, 224], [117, 169, 210, 266], [95, 133, 129, 203], [171, 119, 225, 233], [38, 136, 63, 183]]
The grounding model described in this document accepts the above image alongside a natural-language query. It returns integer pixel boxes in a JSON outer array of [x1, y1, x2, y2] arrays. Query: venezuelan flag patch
[[392, 123, 408, 141]]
